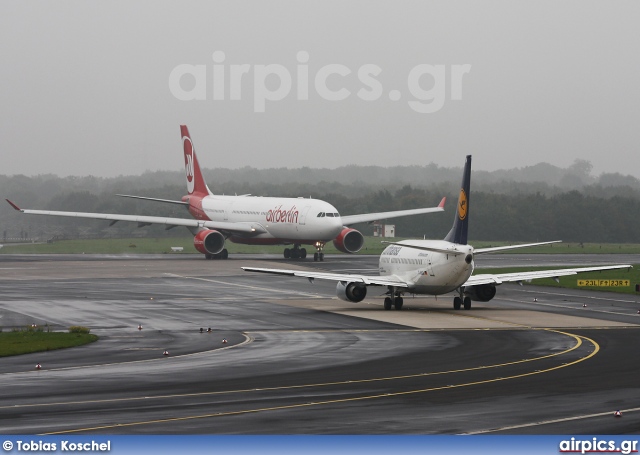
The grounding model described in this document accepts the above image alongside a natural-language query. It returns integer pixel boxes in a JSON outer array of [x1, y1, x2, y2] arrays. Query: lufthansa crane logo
[[458, 188, 467, 220], [183, 136, 195, 194]]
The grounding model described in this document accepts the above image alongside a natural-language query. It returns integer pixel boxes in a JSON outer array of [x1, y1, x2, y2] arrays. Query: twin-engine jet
[[243, 155, 631, 309], [6, 126, 445, 261]]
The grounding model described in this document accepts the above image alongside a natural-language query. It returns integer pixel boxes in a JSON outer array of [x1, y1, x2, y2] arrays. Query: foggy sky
[[1, 1, 639, 178]]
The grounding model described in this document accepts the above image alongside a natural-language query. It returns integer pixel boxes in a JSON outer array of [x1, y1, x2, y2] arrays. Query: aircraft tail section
[[444, 155, 471, 245], [181, 125, 210, 196]]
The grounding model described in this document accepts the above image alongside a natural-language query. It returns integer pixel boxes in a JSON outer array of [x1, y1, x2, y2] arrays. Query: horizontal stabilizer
[[474, 240, 562, 255], [381, 241, 465, 256]]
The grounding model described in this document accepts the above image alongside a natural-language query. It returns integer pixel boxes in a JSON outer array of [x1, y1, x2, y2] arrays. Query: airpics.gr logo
[[183, 136, 195, 194], [458, 189, 468, 220]]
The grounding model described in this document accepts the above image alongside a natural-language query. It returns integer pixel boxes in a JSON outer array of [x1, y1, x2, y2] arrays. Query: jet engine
[[332, 228, 365, 254], [336, 281, 367, 302], [464, 284, 497, 302], [193, 229, 226, 255]]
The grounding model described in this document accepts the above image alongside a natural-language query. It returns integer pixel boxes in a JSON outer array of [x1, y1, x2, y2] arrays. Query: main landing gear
[[282, 242, 324, 261], [205, 249, 228, 260], [383, 287, 404, 311], [453, 288, 471, 310], [284, 244, 307, 260]]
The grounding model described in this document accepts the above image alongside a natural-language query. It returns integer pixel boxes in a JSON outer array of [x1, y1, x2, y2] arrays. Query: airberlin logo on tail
[[458, 188, 468, 220], [183, 136, 195, 194], [266, 205, 299, 224]]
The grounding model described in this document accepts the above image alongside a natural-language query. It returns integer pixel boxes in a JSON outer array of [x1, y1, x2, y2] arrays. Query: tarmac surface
[[0, 253, 639, 434]]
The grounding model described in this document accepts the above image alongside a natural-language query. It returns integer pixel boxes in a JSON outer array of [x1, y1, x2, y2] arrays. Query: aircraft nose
[[333, 216, 345, 234]]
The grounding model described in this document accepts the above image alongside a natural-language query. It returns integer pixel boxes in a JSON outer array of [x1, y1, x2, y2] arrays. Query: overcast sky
[[1, 1, 639, 178]]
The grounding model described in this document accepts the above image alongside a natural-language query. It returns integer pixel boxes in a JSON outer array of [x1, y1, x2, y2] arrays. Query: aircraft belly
[[267, 223, 304, 239], [410, 284, 459, 295]]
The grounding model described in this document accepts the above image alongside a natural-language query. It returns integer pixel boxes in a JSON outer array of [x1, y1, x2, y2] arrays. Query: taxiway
[[0, 254, 638, 434]]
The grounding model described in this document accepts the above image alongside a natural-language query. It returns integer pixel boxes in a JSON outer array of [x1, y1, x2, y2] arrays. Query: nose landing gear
[[313, 241, 325, 262]]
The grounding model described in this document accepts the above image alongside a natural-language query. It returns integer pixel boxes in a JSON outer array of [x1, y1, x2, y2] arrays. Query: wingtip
[[5, 199, 21, 211], [438, 197, 446, 208]]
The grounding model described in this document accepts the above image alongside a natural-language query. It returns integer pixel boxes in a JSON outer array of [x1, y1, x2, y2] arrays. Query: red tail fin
[[181, 125, 209, 196]]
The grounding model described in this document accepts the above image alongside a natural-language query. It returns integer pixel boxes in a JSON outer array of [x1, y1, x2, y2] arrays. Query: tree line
[[1, 160, 639, 243]]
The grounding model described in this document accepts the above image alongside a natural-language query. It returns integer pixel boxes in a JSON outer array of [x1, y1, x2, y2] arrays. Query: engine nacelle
[[336, 281, 367, 303], [464, 284, 497, 302], [193, 229, 226, 255], [332, 228, 365, 254]]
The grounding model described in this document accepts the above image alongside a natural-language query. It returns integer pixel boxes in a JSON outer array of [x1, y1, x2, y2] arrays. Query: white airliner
[[243, 155, 632, 310], [6, 125, 445, 261]]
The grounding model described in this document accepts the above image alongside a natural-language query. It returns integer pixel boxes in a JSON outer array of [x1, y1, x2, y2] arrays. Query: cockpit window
[[334, 212, 340, 217], [317, 212, 325, 217], [325, 213, 334, 217]]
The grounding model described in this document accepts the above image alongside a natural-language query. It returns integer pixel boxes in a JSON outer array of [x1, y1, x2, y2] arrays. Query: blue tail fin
[[444, 155, 471, 245]]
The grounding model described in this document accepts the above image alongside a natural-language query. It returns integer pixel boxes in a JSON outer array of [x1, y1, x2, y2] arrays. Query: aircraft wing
[[116, 194, 190, 206], [241, 267, 410, 287], [341, 197, 446, 226], [5, 200, 265, 235], [464, 264, 632, 286]]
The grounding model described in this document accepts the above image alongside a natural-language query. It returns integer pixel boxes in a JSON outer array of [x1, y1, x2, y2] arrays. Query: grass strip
[[0, 331, 98, 357]]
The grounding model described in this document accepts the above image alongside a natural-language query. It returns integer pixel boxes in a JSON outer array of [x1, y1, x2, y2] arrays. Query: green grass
[[3, 237, 640, 255], [0, 331, 98, 357], [474, 265, 640, 295]]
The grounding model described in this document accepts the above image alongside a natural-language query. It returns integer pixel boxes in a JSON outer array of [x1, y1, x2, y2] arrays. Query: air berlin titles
[[266, 205, 298, 224]]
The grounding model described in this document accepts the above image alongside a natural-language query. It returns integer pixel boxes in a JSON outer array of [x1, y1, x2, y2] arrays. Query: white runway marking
[[465, 407, 640, 434], [163, 273, 324, 298]]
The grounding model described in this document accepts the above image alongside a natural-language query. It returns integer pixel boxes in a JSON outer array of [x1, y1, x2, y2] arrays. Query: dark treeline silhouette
[[2, 160, 639, 243]]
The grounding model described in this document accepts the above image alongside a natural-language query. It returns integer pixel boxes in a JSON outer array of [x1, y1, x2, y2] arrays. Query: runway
[[0, 253, 639, 434]]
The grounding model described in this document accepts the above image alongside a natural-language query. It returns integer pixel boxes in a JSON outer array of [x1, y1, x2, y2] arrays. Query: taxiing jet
[[6, 126, 445, 261], [243, 155, 632, 309]]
